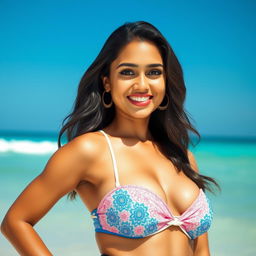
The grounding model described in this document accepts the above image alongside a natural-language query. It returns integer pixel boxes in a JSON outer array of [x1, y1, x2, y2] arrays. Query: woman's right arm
[[0, 134, 94, 256]]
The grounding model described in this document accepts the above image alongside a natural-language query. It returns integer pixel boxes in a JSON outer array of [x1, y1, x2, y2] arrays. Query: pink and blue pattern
[[91, 184, 213, 240]]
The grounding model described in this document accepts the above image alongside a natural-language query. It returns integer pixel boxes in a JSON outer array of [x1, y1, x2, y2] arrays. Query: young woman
[[1, 21, 219, 256]]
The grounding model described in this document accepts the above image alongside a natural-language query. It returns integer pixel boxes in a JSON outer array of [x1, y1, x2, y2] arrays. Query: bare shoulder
[[0, 131, 106, 227], [63, 130, 107, 173], [187, 149, 199, 173], [69, 130, 104, 161], [39, 131, 105, 187]]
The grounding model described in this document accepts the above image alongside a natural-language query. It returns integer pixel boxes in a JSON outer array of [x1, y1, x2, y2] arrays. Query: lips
[[128, 96, 152, 102], [127, 94, 153, 106], [127, 94, 153, 101]]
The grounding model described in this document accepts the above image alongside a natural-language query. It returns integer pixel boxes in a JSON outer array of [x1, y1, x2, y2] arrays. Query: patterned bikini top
[[90, 129, 213, 240]]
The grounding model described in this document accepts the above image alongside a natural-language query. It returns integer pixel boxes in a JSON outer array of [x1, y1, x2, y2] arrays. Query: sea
[[0, 131, 255, 256]]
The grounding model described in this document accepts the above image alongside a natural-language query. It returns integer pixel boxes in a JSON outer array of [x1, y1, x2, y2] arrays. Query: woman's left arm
[[193, 233, 210, 256], [187, 150, 211, 255]]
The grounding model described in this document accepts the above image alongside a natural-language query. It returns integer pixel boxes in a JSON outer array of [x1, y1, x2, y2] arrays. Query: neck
[[104, 114, 152, 142]]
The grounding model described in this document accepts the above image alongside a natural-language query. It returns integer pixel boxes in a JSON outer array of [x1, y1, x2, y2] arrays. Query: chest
[[77, 142, 200, 216]]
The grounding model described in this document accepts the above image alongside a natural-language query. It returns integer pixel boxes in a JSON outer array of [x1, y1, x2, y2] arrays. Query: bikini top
[[90, 129, 213, 240]]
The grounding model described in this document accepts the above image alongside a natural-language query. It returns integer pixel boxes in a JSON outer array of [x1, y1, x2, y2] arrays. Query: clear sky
[[0, 0, 255, 137]]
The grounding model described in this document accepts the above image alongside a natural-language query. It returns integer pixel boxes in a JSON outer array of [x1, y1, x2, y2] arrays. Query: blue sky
[[0, 0, 255, 137]]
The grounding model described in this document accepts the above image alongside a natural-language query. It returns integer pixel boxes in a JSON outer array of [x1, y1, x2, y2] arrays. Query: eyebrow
[[116, 63, 163, 69]]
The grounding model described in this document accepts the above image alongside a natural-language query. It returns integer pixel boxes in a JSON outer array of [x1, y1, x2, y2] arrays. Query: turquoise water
[[0, 133, 256, 255]]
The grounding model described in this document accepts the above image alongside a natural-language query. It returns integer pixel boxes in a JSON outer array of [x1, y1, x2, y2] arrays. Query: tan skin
[[0, 40, 210, 256]]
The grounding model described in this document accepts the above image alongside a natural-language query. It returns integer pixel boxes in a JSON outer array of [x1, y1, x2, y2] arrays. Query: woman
[[1, 21, 219, 256]]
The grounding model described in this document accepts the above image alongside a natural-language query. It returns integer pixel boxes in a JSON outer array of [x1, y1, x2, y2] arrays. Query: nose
[[134, 73, 149, 90]]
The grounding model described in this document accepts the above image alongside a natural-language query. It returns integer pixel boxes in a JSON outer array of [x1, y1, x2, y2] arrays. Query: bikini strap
[[99, 130, 121, 187]]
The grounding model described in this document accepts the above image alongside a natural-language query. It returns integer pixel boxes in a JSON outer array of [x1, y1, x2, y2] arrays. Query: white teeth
[[128, 96, 150, 102]]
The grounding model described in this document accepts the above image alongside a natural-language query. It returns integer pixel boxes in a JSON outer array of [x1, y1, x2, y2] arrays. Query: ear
[[102, 76, 111, 92]]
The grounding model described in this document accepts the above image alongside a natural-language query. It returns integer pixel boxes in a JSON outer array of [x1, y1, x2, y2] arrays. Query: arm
[[193, 233, 210, 256], [187, 150, 200, 174], [187, 150, 211, 256], [0, 135, 93, 256]]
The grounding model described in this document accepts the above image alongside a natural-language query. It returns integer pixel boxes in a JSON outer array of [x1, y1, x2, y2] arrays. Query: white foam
[[0, 138, 58, 154]]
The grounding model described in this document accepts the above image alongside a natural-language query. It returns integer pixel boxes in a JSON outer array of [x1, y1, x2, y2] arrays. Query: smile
[[127, 95, 153, 106]]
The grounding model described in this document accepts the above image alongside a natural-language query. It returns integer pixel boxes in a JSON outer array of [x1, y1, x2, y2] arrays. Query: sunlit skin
[[0, 40, 210, 256]]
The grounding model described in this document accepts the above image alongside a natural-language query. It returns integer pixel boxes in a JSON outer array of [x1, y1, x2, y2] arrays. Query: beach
[[0, 132, 256, 255]]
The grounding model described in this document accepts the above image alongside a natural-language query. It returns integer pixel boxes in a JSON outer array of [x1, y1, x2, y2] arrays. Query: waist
[[96, 230, 195, 256]]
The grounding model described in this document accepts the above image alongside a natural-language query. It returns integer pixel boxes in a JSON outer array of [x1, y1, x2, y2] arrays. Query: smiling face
[[102, 40, 166, 120]]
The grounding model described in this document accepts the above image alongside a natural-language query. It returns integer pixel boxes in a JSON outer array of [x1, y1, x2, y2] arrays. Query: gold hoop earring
[[102, 90, 113, 108], [157, 94, 169, 110]]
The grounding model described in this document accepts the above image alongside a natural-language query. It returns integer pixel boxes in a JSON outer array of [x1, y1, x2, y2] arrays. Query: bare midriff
[[95, 227, 194, 255]]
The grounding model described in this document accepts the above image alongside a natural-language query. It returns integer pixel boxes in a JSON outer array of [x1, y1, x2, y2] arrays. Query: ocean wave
[[0, 138, 58, 154]]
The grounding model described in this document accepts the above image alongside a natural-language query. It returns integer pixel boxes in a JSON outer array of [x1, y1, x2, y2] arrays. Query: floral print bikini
[[90, 129, 213, 240]]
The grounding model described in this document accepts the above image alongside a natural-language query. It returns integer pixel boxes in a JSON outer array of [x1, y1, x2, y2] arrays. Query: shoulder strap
[[99, 130, 121, 187]]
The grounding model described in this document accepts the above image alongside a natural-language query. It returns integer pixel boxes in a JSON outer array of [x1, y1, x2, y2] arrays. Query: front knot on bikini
[[167, 217, 183, 226]]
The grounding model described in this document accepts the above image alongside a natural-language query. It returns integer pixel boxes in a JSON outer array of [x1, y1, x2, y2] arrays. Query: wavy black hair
[[58, 21, 220, 200]]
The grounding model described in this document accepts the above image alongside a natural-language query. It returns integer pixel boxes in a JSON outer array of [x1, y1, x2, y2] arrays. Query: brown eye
[[147, 69, 162, 76], [119, 69, 135, 76]]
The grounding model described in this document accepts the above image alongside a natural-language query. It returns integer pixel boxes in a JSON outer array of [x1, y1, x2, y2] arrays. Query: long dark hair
[[58, 21, 220, 200]]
